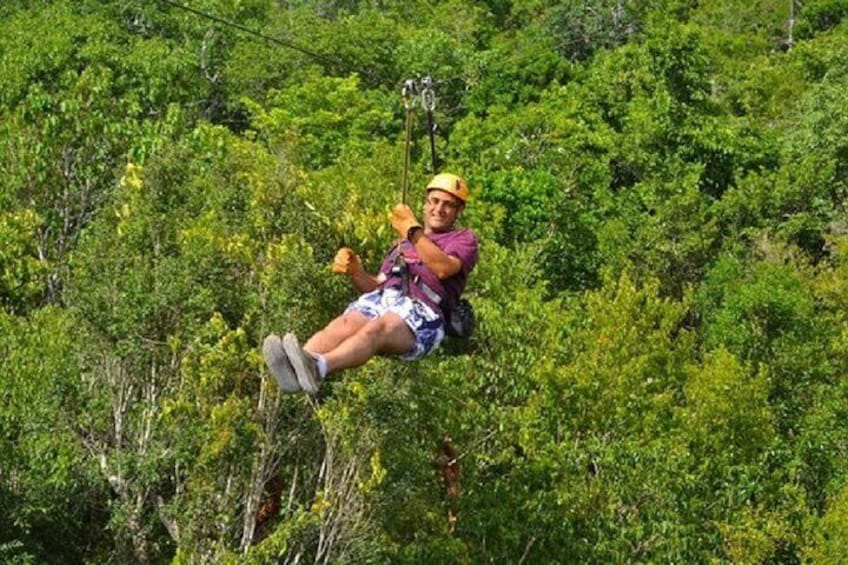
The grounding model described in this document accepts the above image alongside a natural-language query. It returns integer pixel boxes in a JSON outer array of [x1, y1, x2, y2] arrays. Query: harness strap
[[413, 276, 442, 305], [378, 264, 444, 307]]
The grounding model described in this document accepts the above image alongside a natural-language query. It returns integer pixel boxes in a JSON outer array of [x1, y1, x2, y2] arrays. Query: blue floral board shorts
[[344, 288, 445, 360]]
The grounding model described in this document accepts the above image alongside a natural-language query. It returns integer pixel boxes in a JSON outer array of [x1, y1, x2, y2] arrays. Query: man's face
[[423, 189, 462, 232]]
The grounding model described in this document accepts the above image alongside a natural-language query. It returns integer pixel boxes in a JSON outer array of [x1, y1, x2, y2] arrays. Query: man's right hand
[[331, 247, 361, 276]]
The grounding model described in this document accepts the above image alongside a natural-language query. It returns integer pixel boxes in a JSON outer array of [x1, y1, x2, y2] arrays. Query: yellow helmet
[[426, 173, 469, 203]]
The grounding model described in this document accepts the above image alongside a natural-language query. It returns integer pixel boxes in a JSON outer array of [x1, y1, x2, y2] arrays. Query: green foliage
[[695, 245, 848, 548], [4, 0, 848, 561], [159, 316, 263, 551], [0, 210, 46, 314], [804, 481, 848, 562], [0, 308, 108, 562], [469, 30, 571, 113], [245, 74, 396, 170], [544, 0, 652, 63], [769, 57, 848, 252], [683, 348, 774, 465], [483, 273, 698, 560], [697, 251, 829, 378], [797, 0, 848, 39], [0, 0, 200, 303]]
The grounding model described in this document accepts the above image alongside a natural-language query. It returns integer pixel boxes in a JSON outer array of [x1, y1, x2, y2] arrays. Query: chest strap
[[414, 276, 442, 305]]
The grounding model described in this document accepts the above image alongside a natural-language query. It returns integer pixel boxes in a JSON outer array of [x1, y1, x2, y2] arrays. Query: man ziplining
[[263, 172, 479, 394]]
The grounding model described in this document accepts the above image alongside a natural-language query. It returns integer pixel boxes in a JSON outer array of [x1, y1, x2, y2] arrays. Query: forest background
[[2, 0, 848, 562]]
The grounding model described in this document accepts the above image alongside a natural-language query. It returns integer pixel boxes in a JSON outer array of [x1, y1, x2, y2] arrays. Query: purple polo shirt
[[379, 228, 479, 318]]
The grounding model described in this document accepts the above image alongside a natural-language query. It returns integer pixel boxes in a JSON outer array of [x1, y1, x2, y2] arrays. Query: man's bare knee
[[358, 315, 413, 354], [358, 316, 395, 337], [306, 311, 368, 353]]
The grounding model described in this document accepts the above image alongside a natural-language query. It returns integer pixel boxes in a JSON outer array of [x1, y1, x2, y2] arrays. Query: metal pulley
[[402, 78, 420, 110], [420, 76, 436, 112]]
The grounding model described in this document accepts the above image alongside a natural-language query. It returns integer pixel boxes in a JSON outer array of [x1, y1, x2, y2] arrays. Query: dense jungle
[[2, 0, 848, 562]]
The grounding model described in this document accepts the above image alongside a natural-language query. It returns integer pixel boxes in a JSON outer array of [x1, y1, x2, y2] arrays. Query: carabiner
[[420, 76, 436, 112], [402, 78, 420, 110]]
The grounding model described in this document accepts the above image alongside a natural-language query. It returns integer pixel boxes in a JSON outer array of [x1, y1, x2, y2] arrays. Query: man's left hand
[[391, 204, 422, 240]]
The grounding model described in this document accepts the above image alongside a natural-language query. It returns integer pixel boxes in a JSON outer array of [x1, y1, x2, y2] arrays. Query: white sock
[[315, 354, 328, 379]]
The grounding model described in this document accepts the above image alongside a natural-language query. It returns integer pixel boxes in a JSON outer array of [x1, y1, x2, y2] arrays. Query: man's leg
[[304, 311, 369, 354], [322, 313, 414, 373]]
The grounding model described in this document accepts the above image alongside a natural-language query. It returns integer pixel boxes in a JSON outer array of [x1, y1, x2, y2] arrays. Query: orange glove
[[331, 247, 361, 276], [391, 204, 422, 240]]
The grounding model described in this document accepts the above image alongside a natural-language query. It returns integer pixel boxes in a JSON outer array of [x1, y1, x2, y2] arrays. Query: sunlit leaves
[[244, 74, 396, 170], [0, 210, 46, 315], [803, 481, 848, 562], [0, 307, 103, 561], [683, 348, 774, 463]]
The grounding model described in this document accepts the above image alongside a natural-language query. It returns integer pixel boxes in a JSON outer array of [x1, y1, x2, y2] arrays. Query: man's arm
[[391, 204, 467, 280], [332, 247, 381, 292], [408, 228, 462, 280], [348, 270, 381, 293]]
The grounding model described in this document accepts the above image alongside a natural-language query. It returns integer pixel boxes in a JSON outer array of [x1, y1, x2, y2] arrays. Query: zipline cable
[[159, 2, 450, 216], [155, 0, 373, 79], [153, 1, 467, 98]]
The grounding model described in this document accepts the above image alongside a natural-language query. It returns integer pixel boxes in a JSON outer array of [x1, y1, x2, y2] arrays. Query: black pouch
[[445, 298, 475, 338]]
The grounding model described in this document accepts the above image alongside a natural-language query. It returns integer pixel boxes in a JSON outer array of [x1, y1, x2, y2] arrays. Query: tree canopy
[[2, 0, 848, 562]]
